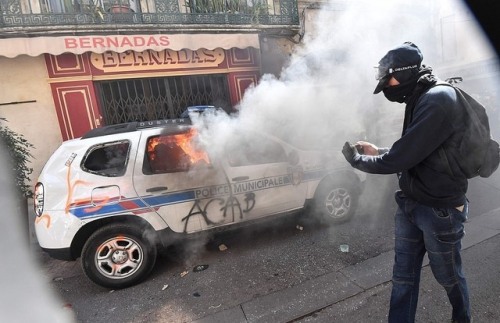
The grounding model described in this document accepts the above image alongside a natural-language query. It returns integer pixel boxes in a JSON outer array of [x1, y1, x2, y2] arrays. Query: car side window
[[82, 141, 130, 177], [144, 130, 210, 174], [226, 133, 288, 166]]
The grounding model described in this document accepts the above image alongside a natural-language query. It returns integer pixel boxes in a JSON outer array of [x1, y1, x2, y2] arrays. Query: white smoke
[[193, 0, 498, 155]]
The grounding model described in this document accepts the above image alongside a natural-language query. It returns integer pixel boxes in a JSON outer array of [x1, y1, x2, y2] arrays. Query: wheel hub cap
[[112, 250, 128, 264]]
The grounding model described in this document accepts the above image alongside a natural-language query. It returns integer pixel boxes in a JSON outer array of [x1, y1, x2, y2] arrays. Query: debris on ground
[[180, 271, 189, 277], [162, 284, 169, 291], [209, 304, 222, 309], [296, 225, 303, 231], [339, 244, 349, 253], [193, 264, 209, 272], [218, 244, 228, 251]]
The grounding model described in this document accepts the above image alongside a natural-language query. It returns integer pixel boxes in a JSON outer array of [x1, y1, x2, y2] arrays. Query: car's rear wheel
[[313, 178, 359, 224], [81, 223, 157, 289]]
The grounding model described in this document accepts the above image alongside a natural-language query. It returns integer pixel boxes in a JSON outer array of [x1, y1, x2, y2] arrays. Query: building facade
[[1, 0, 498, 188], [0, 0, 301, 180]]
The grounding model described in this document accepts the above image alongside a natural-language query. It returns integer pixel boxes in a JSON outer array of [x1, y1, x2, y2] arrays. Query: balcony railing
[[0, 0, 299, 27]]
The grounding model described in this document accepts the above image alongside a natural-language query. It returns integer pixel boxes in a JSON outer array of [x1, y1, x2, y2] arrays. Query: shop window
[[82, 141, 130, 177], [95, 74, 231, 125], [144, 131, 211, 174]]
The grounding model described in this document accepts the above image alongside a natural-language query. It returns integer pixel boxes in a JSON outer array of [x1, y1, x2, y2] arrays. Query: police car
[[34, 117, 365, 289]]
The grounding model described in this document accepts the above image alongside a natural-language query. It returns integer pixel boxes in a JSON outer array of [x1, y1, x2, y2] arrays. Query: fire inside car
[[145, 128, 210, 173]]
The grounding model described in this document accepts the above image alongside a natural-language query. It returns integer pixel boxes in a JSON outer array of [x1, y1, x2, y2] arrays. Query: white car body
[[34, 118, 365, 288]]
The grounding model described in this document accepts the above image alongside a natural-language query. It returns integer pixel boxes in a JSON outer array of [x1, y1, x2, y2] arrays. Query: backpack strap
[[424, 80, 459, 177], [402, 75, 438, 135]]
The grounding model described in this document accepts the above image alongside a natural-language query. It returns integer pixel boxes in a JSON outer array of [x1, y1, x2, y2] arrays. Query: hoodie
[[351, 71, 468, 208]]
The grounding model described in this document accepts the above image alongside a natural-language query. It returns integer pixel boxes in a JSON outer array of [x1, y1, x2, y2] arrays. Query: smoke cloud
[[194, 0, 498, 153], [189, 0, 500, 237]]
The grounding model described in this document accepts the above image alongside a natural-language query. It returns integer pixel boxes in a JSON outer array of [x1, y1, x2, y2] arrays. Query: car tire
[[81, 223, 157, 289], [313, 177, 359, 224]]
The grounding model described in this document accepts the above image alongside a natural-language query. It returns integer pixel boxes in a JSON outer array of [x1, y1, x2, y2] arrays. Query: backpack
[[440, 78, 499, 178]]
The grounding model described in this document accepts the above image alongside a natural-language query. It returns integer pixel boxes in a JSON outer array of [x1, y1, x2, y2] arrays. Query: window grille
[[95, 74, 231, 125]]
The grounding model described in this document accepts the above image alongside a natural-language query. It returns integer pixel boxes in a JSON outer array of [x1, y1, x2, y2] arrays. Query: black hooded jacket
[[351, 70, 468, 208]]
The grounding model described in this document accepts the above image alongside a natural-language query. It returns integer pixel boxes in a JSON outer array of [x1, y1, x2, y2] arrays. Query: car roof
[[81, 119, 192, 139], [81, 106, 228, 139]]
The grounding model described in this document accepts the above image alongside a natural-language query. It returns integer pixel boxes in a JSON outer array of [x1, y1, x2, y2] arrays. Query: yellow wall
[[0, 55, 63, 188]]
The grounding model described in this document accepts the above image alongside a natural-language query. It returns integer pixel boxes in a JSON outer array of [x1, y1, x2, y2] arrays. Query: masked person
[[342, 42, 471, 323]]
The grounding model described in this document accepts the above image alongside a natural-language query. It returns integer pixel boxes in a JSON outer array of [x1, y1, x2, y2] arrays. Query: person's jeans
[[388, 191, 471, 323]]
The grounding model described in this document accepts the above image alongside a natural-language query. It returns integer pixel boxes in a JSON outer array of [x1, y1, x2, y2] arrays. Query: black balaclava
[[382, 69, 420, 103]]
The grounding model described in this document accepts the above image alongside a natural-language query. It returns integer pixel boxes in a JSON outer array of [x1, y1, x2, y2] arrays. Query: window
[[226, 133, 287, 166], [82, 141, 130, 177], [95, 74, 231, 125], [144, 130, 210, 174]]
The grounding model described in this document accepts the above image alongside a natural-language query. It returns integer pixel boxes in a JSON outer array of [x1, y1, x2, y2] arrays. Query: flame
[[148, 128, 210, 166]]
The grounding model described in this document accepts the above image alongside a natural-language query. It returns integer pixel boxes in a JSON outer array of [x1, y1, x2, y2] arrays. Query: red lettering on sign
[[93, 37, 105, 48], [133, 36, 145, 47], [121, 38, 133, 47], [147, 37, 159, 46], [65, 38, 77, 49], [106, 37, 119, 48], [159, 36, 170, 46], [79, 38, 91, 48], [64, 35, 171, 50]]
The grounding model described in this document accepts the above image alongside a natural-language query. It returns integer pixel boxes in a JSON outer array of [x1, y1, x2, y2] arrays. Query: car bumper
[[41, 247, 74, 261], [34, 211, 81, 251]]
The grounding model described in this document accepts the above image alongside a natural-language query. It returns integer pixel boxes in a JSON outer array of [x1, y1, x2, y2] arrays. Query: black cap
[[373, 42, 423, 94]]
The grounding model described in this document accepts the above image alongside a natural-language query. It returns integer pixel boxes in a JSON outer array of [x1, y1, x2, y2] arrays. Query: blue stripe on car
[[70, 169, 329, 219]]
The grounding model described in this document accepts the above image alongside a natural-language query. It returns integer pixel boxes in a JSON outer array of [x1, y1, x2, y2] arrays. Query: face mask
[[382, 79, 417, 103]]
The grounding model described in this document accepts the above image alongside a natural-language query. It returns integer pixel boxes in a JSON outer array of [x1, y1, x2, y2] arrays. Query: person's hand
[[342, 141, 359, 165], [355, 141, 379, 156]]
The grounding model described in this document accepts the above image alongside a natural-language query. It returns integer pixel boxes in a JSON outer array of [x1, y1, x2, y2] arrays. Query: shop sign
[[0, 34, 259, 58], [90, 48, 226, 72]]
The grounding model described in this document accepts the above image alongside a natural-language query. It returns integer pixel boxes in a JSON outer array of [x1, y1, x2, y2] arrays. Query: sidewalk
[[193, 208, 500, 323]]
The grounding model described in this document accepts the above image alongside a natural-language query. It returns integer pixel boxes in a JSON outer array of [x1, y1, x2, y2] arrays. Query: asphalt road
[[29, 171, 500, 323]]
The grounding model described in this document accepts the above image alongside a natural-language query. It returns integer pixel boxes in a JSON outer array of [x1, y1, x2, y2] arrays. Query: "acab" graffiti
[[181, 192, 256, 233]]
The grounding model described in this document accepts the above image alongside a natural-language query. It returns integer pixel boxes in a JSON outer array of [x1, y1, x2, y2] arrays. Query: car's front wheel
[[313, 178, 359, 224], [81, 223, 157, 289]]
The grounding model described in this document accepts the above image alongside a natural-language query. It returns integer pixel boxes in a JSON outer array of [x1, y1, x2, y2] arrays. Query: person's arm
[[346, 89, 456, 174]]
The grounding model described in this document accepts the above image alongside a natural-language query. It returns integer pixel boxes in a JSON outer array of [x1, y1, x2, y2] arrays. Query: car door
[[218, 130, 308, 225], [133, 126, 231, 234], [65, 132, 143, 220]]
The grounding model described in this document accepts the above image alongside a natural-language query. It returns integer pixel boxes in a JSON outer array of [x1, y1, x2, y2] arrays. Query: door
[[133, 127, 230, 234], [219, 130, 307, 225]]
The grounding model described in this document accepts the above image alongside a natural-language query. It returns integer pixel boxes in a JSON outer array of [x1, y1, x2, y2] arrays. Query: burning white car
[[34, 118, 365, 288]]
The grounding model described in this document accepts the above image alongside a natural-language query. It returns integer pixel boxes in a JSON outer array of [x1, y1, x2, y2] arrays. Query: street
[[31, 172, 500, 323]]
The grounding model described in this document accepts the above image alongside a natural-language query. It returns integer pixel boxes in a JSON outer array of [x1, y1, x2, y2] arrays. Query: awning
[[0, 33, 260, 58]]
